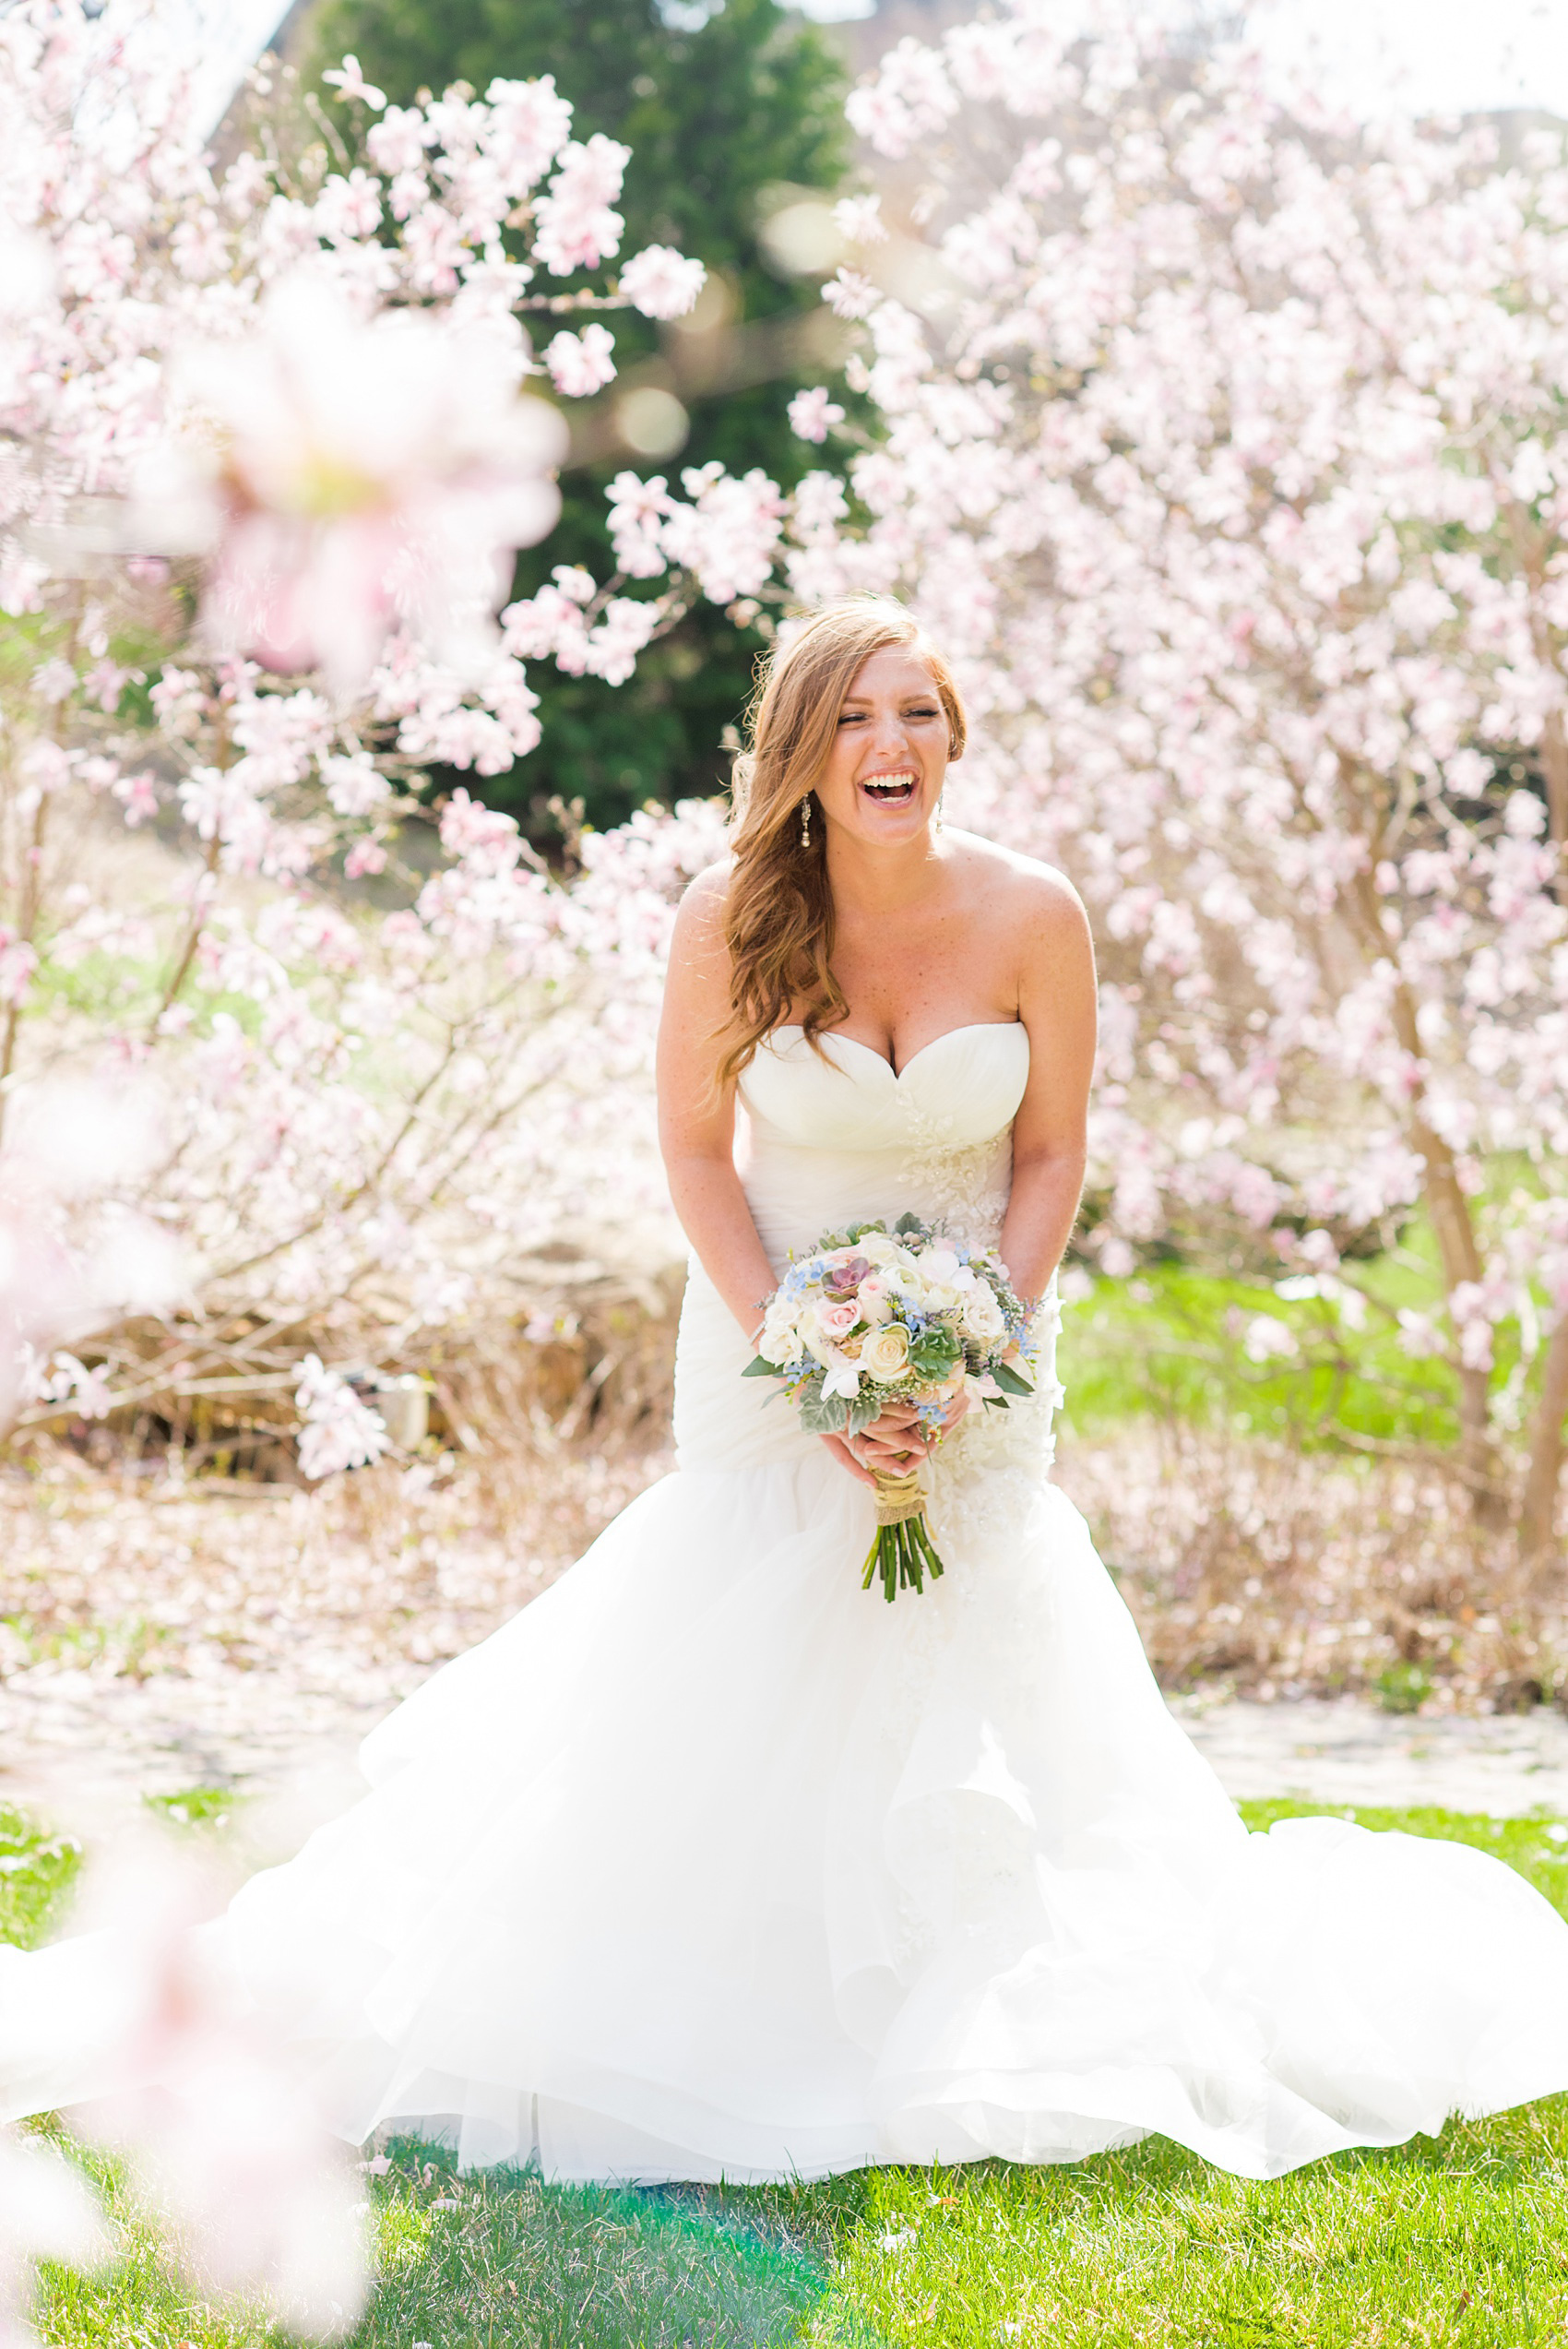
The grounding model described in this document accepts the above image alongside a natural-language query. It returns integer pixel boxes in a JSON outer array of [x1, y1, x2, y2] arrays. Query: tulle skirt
[[6, 1306, 1568, 2182]]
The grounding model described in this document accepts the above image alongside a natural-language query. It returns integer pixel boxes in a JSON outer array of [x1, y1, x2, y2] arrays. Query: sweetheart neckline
[[767, 1020, 1025, 1083]]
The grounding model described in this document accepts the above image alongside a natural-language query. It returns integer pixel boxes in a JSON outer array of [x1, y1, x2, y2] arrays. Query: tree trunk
[[1520, 1306, 1568, 1567], [1539, 707, 1568, 911], [1379, 964, 1503, 1516]]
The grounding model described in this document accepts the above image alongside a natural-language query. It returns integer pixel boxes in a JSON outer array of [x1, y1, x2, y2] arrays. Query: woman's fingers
[[824, 1389, 974, 1485], [869, 1401, 921, 1430], [820, 1432, 877, 1488]]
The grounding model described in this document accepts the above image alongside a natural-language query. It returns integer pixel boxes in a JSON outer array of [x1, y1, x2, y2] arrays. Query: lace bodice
[[674, 1021, 1062, 1488], [736, 1022, 1030, 1265]]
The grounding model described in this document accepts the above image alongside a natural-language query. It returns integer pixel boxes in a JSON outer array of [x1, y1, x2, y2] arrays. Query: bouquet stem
[[861, 1468, 946, 1604]]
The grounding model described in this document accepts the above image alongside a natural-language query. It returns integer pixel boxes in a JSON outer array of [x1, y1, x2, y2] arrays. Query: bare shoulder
[[670, 858, 733, 957], [946, 829, 1090, 948]]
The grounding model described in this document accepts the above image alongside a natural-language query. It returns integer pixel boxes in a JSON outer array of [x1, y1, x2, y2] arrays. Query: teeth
[[862, 773, 915, 796]]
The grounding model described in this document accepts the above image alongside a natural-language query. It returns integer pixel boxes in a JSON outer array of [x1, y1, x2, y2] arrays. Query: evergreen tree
[[307, 0, 851, 830]]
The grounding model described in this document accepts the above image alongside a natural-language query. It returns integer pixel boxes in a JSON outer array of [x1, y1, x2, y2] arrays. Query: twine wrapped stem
[[861, 1467, 946, 1603]]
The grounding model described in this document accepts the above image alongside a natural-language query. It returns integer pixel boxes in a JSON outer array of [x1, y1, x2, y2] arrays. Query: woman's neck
[[824, 823, 946, 916]]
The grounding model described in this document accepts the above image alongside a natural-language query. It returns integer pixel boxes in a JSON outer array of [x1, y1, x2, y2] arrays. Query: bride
[[6, 594, 1568, 2184]]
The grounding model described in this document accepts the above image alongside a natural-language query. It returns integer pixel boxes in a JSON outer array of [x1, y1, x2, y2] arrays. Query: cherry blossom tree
[[0, 6, 760, 2325], [776, 4, 1568, 1556], [0, 1, 740, 1462]]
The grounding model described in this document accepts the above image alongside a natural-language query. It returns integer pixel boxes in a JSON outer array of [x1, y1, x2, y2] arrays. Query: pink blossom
[[439, 785, 522, 875], [606, 471, 675, 578], [313, 169, 384, 245], [545, 322, 617, 398], [584, 596, 659, 685], [482, 75, 574, 191], [833, 194, 887, 245], [171, 275, 566, 690], [660, 463, 784, 604], [70, 1832, 371, 2336], [112, 770, 159, 826], [0, 930, 38, 1008], [822, 267, 879, 322], [532, 134, 630, 275], [618, 244, 707, 320], [321, 54, 386, 110], [320, 753, 389, 817], [788, 388, 846, 445], [0, 2133, 108, 2347], [295, 1358, 388, 1477]]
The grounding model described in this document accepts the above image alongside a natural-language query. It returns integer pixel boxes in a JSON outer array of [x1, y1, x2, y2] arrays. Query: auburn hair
[[716, 596, 967, 1090]]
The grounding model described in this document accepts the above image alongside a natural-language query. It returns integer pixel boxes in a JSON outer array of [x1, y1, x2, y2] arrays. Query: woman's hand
[[819, 1389, 971, 1488]]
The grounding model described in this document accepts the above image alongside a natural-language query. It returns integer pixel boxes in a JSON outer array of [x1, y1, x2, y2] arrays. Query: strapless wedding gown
[[6, 1022, 1568, 2182]]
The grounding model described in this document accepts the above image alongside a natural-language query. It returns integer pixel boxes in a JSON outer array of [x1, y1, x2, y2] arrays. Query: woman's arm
[[1001, 870, 1098, 1307], [656, 867, 905, 1492], [656, 867, 778, 1341]]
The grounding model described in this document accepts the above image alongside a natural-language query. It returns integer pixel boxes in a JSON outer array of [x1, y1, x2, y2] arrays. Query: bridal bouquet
[[744, 1214, 1035, 1601]]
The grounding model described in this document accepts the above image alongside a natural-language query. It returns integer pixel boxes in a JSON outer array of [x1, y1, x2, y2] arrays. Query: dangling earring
[[932, 792, 944, 838], [800, 795, 813, 849]]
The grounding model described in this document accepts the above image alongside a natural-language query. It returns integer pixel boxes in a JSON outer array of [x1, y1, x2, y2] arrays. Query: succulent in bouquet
[[743, 1213, 1037, 1600]]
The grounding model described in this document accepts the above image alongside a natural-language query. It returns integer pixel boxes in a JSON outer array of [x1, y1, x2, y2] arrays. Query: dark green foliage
[[307, 0, 853, 832]]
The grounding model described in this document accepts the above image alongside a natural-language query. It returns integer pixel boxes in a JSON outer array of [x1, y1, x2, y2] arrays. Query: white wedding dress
[[6, 1020, 1568, 2181]]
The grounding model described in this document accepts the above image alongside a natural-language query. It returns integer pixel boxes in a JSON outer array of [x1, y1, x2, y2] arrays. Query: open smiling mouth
[[859, 770, 918, 807]]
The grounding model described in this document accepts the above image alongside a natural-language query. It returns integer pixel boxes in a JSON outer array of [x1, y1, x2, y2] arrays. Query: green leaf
[[910, 1328, 962, 1377], [742, 1355, 778, 1378], [993, 1361, 1036, 1398], [799, 1388, 849, 1436], [893, 1211, 925, 1235], [845, 1389, 883, 1437]]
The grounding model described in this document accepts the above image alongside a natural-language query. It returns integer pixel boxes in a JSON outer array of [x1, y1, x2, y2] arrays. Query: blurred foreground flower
[[294, 1354, 390, 1479], [0, 1077, 183, 1430], [70, 1834, 371, 2340], [0, 1830, 367, 2345], [161, 275, 568, 692], [0, 2132, 107, 2349]]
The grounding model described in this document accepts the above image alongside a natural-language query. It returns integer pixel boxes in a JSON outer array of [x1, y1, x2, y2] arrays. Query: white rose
[[861, 1322, 911, 1380], [962, 1284, 1005, 1343], [759, 1302, 799, 1365]]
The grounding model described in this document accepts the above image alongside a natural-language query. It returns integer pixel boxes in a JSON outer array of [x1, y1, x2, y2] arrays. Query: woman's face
[[814, 646, 951, 850]]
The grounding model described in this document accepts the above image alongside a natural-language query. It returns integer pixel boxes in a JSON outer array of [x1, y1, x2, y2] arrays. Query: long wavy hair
[[717, 596, 967, 1090]]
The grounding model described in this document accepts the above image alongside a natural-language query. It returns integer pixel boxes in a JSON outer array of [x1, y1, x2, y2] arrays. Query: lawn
[[9, 1795, 1568, 2347]]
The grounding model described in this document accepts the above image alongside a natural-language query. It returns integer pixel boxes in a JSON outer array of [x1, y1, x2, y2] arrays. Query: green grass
[[14, 1797, 1568, 2347], [0, 1804, 82, 1953], [1060, 1257, 1471, 1448]]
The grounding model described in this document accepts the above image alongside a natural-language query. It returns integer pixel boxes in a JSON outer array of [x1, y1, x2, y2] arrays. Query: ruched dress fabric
[[6, 1021, 1568, 2182]]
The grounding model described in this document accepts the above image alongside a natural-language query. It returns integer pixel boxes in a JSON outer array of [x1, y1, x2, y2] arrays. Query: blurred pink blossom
[[545, 322, 616, 397], [0, 2133, 107, 2349], [294, 1355, 389, 1479], [618, 244, 707, 320], [321, 54, 386, 110], [531, 134, 630, 274], [788, 388, 846, 444], [171, 275, 568, 691]]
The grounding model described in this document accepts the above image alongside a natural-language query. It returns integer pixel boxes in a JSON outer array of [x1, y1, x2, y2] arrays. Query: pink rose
[[816, 1296, 861, 1340]]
